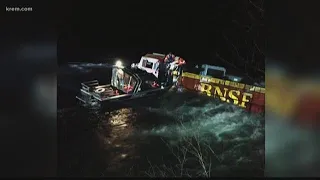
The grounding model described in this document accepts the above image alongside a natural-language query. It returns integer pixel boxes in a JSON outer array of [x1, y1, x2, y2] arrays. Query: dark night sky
[[57, 1, 265, 78], [0, 1, 265, 77], [3, 1, 320, 76]]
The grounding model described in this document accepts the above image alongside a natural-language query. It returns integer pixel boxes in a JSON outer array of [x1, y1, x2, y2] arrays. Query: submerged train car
[[176, 64, 265, 114]]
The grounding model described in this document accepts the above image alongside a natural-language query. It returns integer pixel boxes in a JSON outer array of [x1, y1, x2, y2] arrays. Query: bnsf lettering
[[200, 83, 253, 108]]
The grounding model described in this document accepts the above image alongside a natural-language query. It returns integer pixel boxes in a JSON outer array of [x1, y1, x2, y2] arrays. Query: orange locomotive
[[176, 65, 265, 114]]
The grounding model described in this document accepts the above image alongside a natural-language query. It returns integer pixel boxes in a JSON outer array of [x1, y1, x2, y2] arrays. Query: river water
[[58, 63, 264, 177]]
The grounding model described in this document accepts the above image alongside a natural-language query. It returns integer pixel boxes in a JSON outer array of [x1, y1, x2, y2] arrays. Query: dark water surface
[[58, 63, 265, 177]]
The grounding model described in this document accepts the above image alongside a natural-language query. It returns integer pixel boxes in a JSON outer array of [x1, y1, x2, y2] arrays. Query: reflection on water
[[59, 94, 264, 177], [94, 108, 137, 175]]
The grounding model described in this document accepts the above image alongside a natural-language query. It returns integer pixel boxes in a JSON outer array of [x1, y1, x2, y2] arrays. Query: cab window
[[207, 68, 225, 78], [142, 59, 154, 69]]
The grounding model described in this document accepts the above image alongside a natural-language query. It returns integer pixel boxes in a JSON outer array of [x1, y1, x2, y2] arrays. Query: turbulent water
[[58, 63, 264, 177]]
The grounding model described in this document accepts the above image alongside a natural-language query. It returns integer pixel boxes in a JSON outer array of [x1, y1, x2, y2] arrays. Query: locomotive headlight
[[131, 63, 136, 69]]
